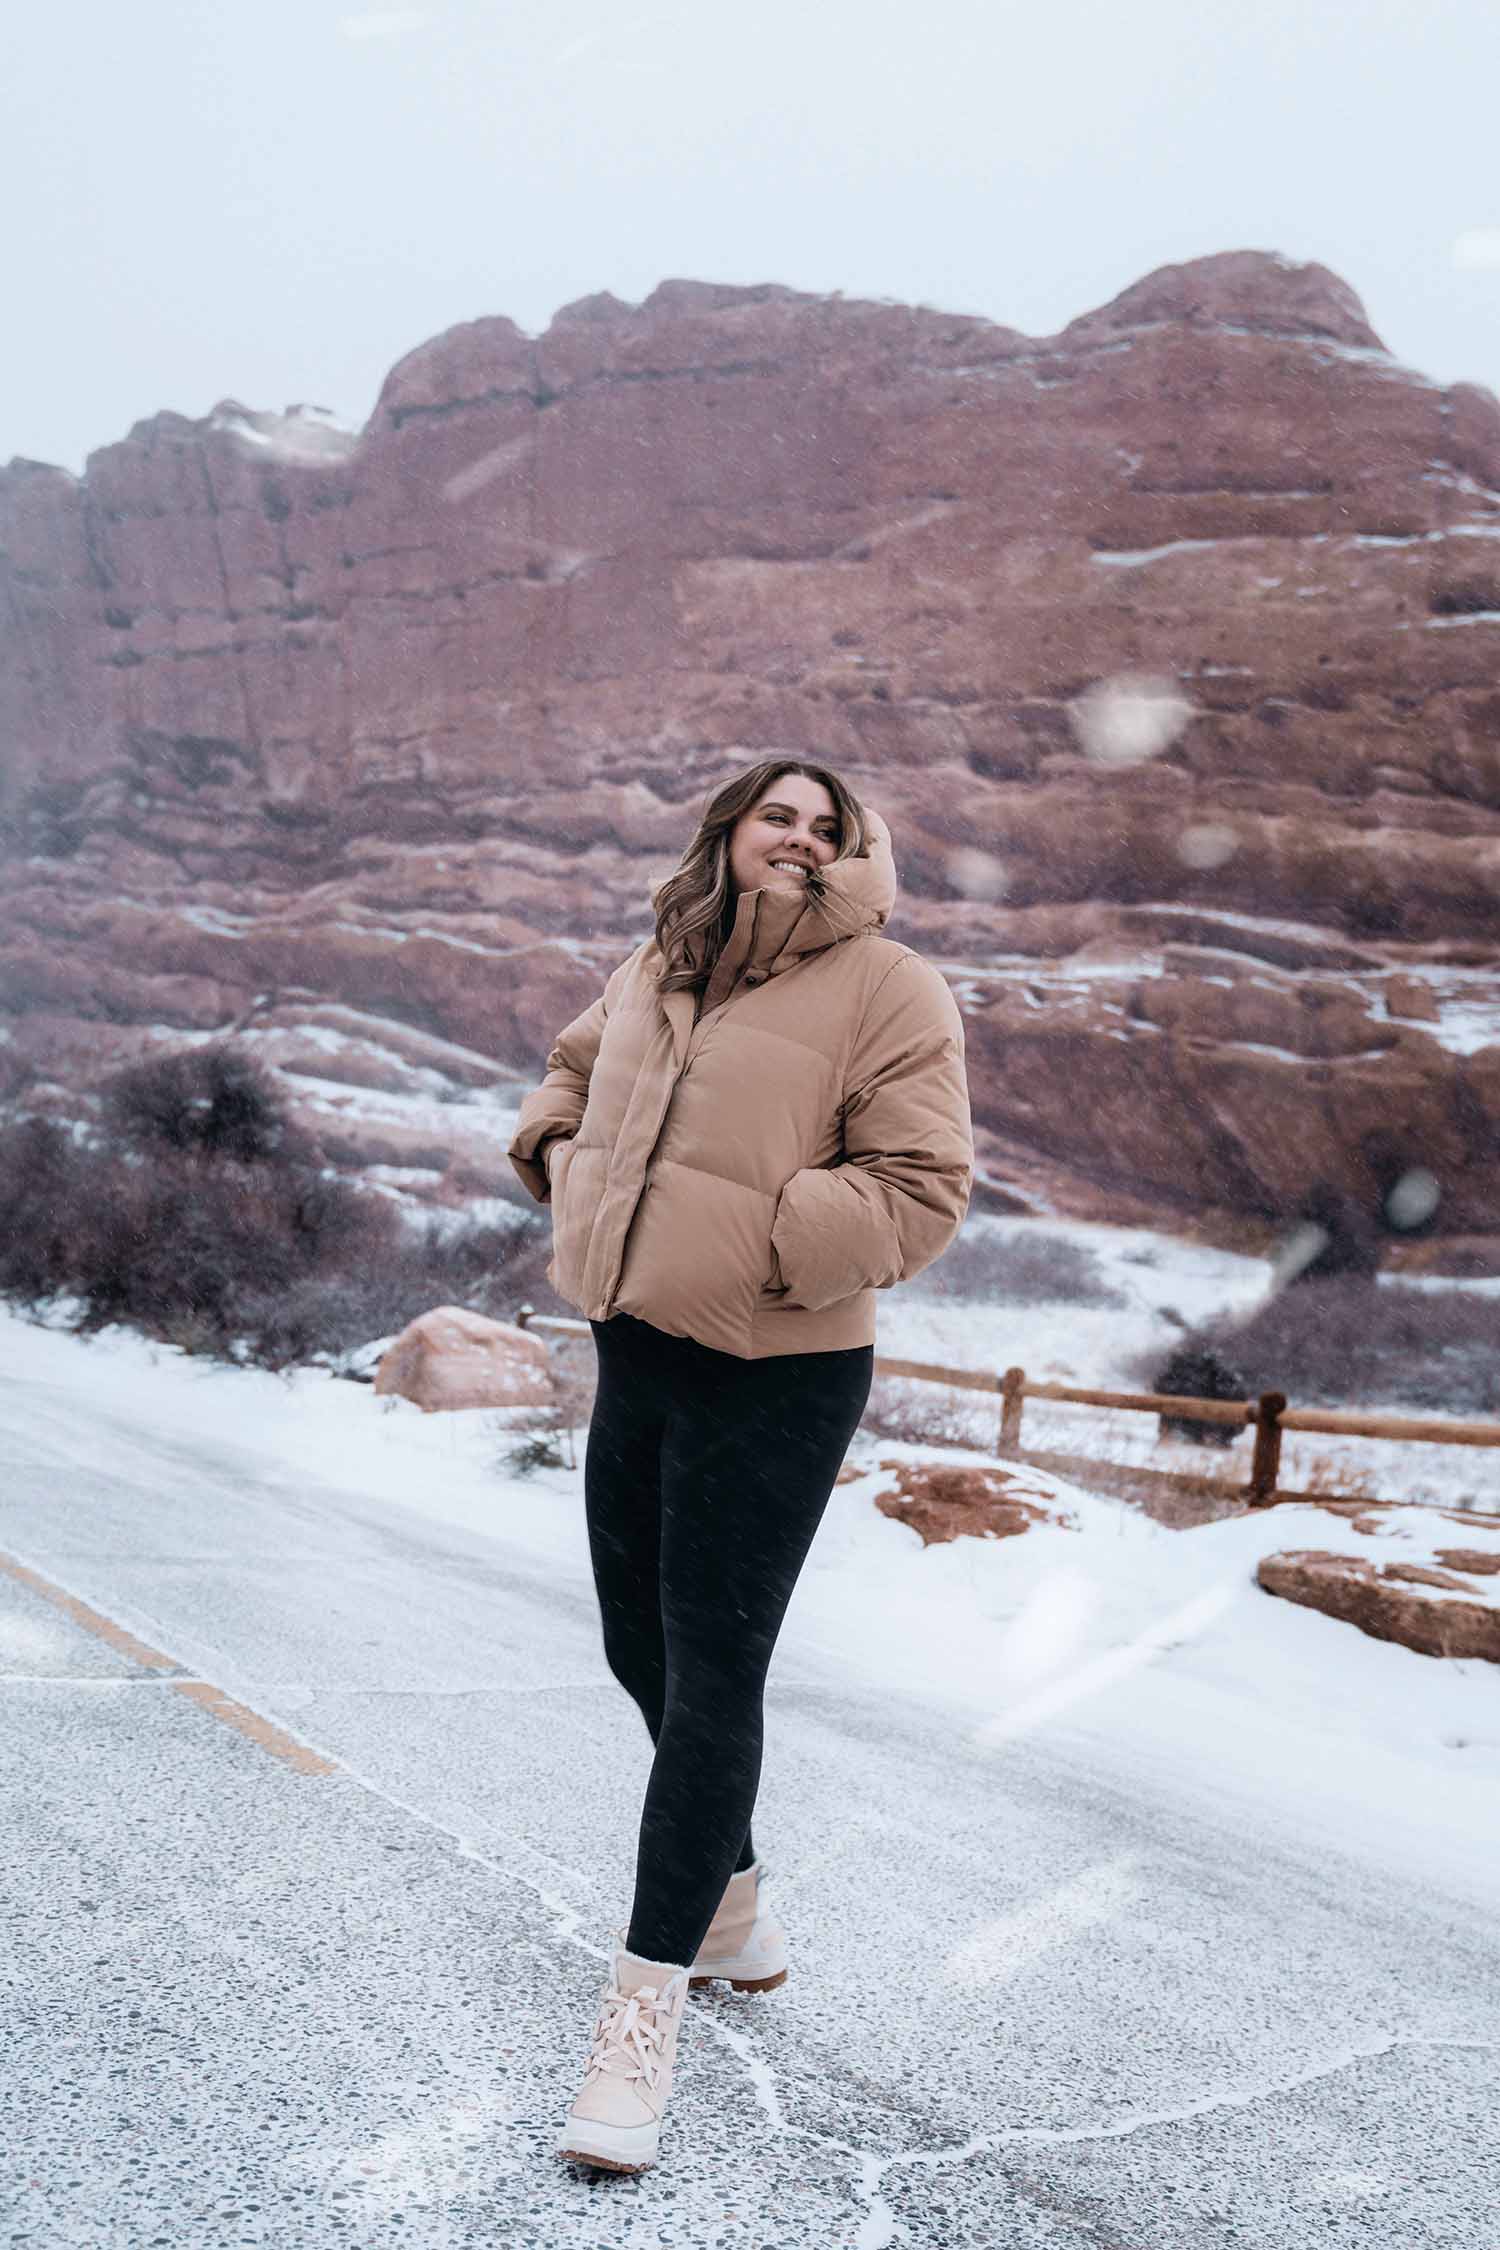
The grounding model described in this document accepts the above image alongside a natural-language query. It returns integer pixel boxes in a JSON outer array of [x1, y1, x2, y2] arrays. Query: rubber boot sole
[[557, 2145, 653, 2175], [687, 1963, 788, 1993], [557, 2124, 660, 2173]]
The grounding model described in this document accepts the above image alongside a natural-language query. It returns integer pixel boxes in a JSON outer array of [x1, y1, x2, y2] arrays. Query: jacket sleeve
[[769, 954, 974, 1311], [506, 950, 639, 1205]]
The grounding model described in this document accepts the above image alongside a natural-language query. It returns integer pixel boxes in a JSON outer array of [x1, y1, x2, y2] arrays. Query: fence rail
[[514, 1308, 1500, 1514]]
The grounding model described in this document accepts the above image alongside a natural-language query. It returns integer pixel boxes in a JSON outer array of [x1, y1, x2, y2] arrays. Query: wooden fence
[[514, 1308, 1500, 1515]]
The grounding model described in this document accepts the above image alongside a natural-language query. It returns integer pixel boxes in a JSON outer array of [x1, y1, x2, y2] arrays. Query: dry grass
[[909, 1227, 1128, 1309], [1292, 1452, 1386, 1505], [495, 1332, 598, 1474], [861, 1374, 998, 1453], [854, 1375, 1495, 1523]]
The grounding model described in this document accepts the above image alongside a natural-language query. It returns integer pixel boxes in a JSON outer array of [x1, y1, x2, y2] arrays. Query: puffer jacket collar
[[659, 806, 898, 1062], [770, 801, 898, 958]]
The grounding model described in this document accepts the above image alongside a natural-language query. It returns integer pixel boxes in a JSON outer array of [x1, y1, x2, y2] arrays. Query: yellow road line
[[0, 1548, 338, 1778], [0, 1550, 179, 1672], [172, 1680, 337, 1776]]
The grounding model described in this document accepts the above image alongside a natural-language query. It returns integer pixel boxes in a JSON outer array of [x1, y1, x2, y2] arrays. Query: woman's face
[[727, 774, 842, 898]]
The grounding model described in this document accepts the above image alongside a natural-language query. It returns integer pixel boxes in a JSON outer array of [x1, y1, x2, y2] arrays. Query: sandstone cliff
[[2, 252, 1497, 1260]]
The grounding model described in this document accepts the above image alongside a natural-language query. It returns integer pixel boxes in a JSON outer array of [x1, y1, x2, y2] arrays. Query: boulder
[[1384, 974, 1440, 1023], [374, 1306, 554, 1413], [1257, 1546, 1500, 1662], [872, 1459, 1071, 1546]]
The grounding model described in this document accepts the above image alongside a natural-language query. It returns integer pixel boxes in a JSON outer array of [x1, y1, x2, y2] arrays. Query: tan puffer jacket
[[506, 805, 973, 1359]]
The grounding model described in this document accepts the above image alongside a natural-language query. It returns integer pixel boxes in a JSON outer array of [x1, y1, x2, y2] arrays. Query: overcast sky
[[4, 0, 1498, 475]]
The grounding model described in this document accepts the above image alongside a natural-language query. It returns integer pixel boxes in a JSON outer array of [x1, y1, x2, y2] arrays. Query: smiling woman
[[726, 773, 844, 895], [508, 758, 974, 1359], [647, 759, 869, 1002], [506, 756, 974, 2173]]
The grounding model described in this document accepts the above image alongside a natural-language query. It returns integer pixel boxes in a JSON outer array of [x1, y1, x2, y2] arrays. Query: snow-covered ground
[[4, 1208, 1496, 1915], [892, 1213, 1499, 1510], [4, 1222, 1498, 2247]]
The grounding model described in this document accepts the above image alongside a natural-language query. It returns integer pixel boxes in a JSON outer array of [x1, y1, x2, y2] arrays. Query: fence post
[[1248, 1391, 1286, 1506], [999, 1367, 1026, 1456]]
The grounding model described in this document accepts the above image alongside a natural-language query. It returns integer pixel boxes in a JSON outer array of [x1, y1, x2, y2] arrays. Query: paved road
[[2, 1363, 1496, 2249]]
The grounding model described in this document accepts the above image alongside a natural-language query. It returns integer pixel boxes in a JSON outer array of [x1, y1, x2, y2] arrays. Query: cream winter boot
[[557, 1933, 692, 2173], [689, 1859, 789, 1992]]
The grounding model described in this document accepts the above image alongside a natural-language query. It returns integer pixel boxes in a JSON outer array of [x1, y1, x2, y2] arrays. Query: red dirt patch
[[872, 1460, 1070, 1547]]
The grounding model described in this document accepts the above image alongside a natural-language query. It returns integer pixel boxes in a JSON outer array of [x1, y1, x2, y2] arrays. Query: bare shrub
[[1127, 1276, 1500, 1416], [496, 1411, 570, 1476], [0, 1047, 552, 1372], [0, 1118, 103, 1300], [1152, 1341, 1249, 1448], [420, 1212, 556, 1324], [52, 1144, 403, 1356], [226, 1214, 548, 1373], [102, 1042, 309, 1165], [917, 1225, 1128, 1308], [155, 1306, 226, 1360], [495, 1333, 598, 1474]]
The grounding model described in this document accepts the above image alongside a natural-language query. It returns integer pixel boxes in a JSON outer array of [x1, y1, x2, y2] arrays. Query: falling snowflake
[[1270, 1222, 1329, 1289], [1069, 674, 1195, 766], [1176, 821, 1239, 869], [1385, 1168, 1441, 1229], [946, 847, 1011, 900]]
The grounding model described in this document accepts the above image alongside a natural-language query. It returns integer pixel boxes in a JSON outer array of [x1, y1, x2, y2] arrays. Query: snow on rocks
[[1258, 1502, 1500, 1662], [206, 399, 358, 462]]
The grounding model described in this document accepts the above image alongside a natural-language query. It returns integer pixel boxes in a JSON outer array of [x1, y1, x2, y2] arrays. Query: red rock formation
[[1434, 1547, 1500, 1574], [2, 254, 1498, 1253], [1257, 1546, 1500, 1661]]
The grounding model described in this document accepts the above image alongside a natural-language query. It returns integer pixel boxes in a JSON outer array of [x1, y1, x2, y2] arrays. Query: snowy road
[[2, 1349, 1497, 2249]]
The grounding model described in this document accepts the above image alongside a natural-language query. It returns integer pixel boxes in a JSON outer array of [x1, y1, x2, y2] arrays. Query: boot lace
[[585, 1974, 683, 2091]]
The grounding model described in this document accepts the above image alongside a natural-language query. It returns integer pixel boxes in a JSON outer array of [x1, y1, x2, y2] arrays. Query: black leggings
[[584, 1311, 874, 1966]]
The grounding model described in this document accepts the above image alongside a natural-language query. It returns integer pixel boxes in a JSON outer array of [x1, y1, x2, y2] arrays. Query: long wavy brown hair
[[652, 760, 871, 996]]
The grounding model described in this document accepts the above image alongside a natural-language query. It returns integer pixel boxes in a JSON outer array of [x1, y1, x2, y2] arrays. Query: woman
[[507, 759, 974, 2174]]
